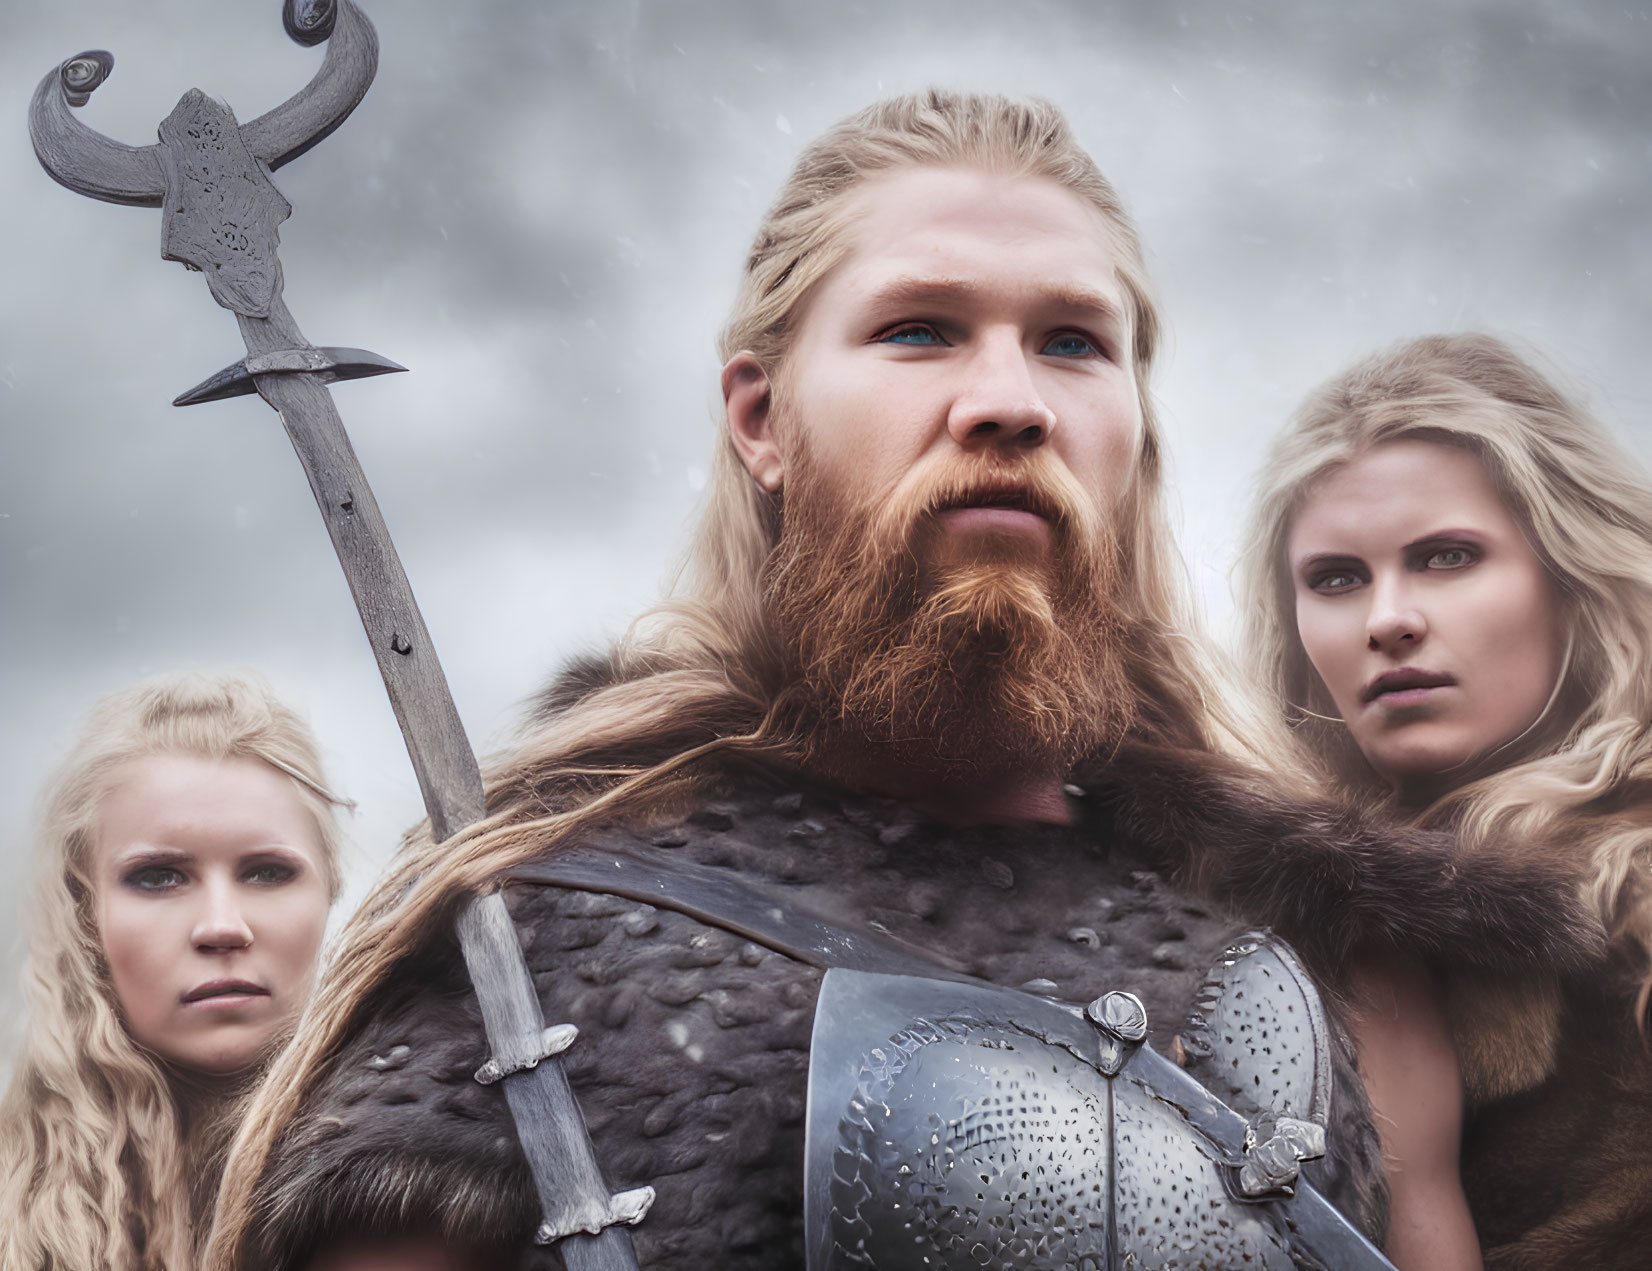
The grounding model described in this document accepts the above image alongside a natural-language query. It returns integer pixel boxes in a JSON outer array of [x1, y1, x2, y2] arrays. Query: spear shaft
[[244, 291, 653, 1264], [239, 297, 484, 839], [30, 4, 650, 1266]]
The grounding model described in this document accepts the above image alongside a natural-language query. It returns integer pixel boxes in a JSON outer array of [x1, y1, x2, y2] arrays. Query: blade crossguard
[[29, 5, 648, 1268]]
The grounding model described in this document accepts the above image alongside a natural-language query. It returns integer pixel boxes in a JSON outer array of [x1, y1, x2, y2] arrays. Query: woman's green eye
[[1311, 570, 1362, 593], [245, 863, 297, 885]]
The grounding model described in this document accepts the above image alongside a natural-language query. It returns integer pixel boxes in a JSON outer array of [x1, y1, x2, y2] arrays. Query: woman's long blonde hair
[[211, 89, 1272, 1266], [0, 673, 345, 1271], [1240, 332, 1652, 1008]]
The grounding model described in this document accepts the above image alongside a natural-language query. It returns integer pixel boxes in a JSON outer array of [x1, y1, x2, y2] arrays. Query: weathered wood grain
[[240, 296, 484, 837]]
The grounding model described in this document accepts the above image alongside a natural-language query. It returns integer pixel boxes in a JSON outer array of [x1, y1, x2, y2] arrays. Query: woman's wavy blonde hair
[[0, 672, 345, 1271], [1239, 331, 1652, 1013], [210, 89, 1272, 1265]]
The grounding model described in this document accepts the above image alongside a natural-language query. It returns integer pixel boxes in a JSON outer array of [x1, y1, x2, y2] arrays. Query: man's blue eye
[[880, 325, 943, 346], [1043, 333, 1097, 358]]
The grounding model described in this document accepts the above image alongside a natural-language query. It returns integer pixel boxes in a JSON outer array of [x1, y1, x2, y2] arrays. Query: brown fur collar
[[1082, 742, 1605, 985], [534, 653, 1606, 988], [1088, 743, 1618, 1106]]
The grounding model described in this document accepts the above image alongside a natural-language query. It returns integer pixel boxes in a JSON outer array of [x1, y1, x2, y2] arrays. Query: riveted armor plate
[[1183, 931, 1332, 1125], [805, 969, 1392, 1270]]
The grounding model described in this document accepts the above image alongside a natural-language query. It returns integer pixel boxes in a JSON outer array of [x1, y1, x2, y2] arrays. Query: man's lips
[[181, 979, 269, 1005], [1361, 667, 1457, 704], [933, 483, 1052, 516], [931, 485, 1055, 538], [937, 505, 1050, 536]]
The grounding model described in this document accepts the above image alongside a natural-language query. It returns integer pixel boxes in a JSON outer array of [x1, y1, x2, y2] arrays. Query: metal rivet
[[1086, 990, 1148, 1077]]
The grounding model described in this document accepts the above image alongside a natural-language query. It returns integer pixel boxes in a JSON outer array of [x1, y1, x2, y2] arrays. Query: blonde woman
[[1240, 332, 1652, 1269], [0, 673, 347, 1271]]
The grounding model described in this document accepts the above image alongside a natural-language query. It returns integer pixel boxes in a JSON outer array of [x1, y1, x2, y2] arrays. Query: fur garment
[[1103, 751, 1652, 1265], [1458, 941, 1652, 1269], [246, 742, 1601, 1270]]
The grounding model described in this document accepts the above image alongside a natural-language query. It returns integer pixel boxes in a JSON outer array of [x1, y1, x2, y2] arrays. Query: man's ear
[[722, 352, 784, 492]]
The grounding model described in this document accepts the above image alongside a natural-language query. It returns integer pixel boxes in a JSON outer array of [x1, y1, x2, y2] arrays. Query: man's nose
[[1366, 577, 1428, 654], [945, 335, 1056, 450], [192, 881, 254, 953]]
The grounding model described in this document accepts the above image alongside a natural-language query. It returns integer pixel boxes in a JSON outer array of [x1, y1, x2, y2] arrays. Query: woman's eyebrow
[[108, 846, 193, 869], [1292, 550, 1363, 571], [1403, 528, 1486, 550], [237, 843, 312, 860]]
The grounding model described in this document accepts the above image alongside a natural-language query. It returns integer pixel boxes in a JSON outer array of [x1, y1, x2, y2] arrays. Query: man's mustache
[[925, 477, 1064, 522], [864, 457, 1099, 555]]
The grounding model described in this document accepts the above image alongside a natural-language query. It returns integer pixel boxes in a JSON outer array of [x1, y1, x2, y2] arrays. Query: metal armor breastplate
[[805, 942, 1391, 1271]]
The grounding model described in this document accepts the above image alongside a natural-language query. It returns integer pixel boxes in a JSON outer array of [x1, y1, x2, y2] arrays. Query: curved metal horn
[[29, 51, 165, 207], [29, 3, 378, 207], [243, 0, 380, 171]]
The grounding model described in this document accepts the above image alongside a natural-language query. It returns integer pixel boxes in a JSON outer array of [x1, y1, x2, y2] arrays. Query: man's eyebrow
[[1043, 283, 1128, 324], [865, 275, 1127, 325]]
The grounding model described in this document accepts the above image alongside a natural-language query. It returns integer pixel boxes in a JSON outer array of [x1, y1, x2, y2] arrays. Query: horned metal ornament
[[28, 3, 651, 1267]]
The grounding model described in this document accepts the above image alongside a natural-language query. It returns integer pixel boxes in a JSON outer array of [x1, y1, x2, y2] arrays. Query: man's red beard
[[763, 436, 1137, 788]]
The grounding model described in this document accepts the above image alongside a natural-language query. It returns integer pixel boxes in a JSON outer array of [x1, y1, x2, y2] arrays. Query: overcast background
[[4, 0, 1651, 1040]]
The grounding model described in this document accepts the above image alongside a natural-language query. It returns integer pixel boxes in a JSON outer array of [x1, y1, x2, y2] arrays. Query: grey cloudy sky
[[4, 0, 1651, 1033]]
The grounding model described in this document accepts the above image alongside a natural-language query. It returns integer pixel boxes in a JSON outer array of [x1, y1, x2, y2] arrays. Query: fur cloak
[[1457, 938, 1652, 1269], [241, 721, 1600, 1270]]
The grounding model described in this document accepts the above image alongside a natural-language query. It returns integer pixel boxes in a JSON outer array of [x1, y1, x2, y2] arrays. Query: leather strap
[[504, 839, 981, 986]]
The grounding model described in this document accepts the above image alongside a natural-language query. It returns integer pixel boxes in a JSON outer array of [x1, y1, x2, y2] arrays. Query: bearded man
[[208, 92, 1593, 1271]]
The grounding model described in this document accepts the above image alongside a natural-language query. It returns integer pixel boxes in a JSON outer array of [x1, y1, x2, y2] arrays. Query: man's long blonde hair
[[0, 673, 344, 1271], [211, 89, 1264, 1265], [1240, 332, 1652, 1009]]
